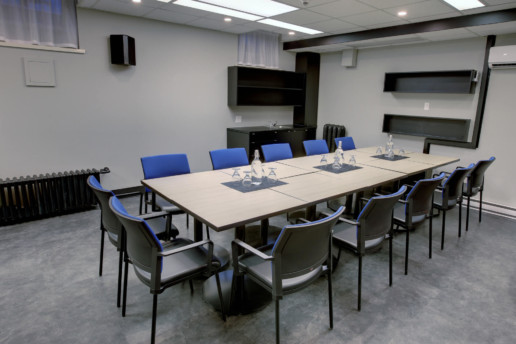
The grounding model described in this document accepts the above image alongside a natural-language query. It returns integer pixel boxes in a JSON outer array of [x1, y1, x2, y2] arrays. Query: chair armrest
[[337, 217, 359, 226], [140, 211, 169, 220], [296, 218, 311, 224], [434, 171, 451, 178], [232, 239, 273, 261], [397, 199, 408, 204], [158, 239, 212, 257]]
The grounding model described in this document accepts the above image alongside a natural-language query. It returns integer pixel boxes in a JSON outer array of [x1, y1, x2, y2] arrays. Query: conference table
[[141, 147, 459, 315]]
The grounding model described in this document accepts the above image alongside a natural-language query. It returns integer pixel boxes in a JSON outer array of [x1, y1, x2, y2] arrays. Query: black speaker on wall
[[109, 35, 136, 66]]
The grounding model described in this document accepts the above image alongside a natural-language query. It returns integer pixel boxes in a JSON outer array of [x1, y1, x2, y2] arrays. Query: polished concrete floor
[[1, 196, 515, 344]]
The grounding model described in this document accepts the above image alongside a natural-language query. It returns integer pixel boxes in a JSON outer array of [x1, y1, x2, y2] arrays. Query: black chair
[[232, 206, 344, 344], [393, 173, 445, 274], [87, 175, 176, 308], [433, 163, 475, 250], [463, 157, 495, 231], [109, 195, 225, 344], [332, 186, 406, 311]]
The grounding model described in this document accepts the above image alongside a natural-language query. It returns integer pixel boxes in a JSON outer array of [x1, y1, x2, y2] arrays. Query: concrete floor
[[1, 196, 515, 344]]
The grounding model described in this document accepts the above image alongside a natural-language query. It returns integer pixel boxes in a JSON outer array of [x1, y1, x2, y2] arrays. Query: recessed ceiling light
[[157, 0, 172, 3], [132, 0, 141, 3], [288, 31, 295, 36], [442, 0, 485, 11], [174, 0, 263, 21], [398, 11, 407, 17], [199, 0, 298, 17], [224, 17, 232, 22], [258, 19, 322, 35]]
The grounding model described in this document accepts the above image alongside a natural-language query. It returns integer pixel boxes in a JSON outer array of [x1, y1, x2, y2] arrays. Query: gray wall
[[0, 9, 296, 189], [318, 35, 516, 211]]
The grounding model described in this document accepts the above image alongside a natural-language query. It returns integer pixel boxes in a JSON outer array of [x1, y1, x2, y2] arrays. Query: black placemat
[[372, 154, 409, 161], [222, 179, 287, 193], [314, 164, 362, 174]]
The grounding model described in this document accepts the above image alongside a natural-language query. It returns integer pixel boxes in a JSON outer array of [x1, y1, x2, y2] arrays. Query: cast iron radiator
[[0, 169, 104, 226], [323, 124, 346, 152]]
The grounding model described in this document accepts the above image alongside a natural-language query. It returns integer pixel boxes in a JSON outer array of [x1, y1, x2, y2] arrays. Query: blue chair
[[261, 143, 293, 162], [463, 157, 495, 231], [433, 163, 475, 250], [140, 153, 189, 222], [110, 195, 225, 344], [303, 139, 329, 156], [232, 206, 344, 344], [209, 148, 249, 170], [332, 185, 406, 311], [334, 136, 356, 151]]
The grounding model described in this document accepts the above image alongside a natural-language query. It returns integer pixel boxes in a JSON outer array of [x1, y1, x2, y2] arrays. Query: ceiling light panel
[[258, 19, 322, 35], [199, 0, 298, 17], [442, 0, 485, 11], [174, 0, 263, 21]]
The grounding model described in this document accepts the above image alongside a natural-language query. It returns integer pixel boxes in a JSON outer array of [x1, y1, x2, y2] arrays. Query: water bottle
[[385, 134, 394, 159], [251, 149, 263, 185], [333, 141, 344, 170]]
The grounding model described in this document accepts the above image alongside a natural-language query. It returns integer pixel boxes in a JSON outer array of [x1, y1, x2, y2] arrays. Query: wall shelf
[[383, 70, 477, 94], [383, 114, 470, 141], [228, 66, 306, 106]]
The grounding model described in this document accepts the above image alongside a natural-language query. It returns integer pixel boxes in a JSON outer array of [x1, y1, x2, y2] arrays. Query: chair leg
[[429, 211, 433, 259], [458, 199, 462, 238], [404, 228, 409, 275], [479, 189, 483, 223], [275, 299, 280, 344], [99, 229, 105, 276], [122, 253, 129, 317], [389, 234, 393, 285], [214, 272, 226, 321], [117, 248, 123, 308], [466, 195, 471, 232], [328, 262, 334, 329], [441, 210, 446, 250], [358, 255, 362, 311], [189, 280, 194, 294], [151, 294, 158, 344], [139, 193, 143, 215]]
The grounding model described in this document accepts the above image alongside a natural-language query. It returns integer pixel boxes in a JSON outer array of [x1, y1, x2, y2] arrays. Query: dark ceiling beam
[[283, 8, 516, 51]]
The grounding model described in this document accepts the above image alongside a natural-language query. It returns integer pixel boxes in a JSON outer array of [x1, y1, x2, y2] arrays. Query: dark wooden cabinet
[[228, 66, 306, 106], [383, 70, 477, 94], [227, 126, 316, 161]]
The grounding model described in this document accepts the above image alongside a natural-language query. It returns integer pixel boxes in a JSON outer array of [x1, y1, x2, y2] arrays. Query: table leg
[[194, 218, 203, 242]]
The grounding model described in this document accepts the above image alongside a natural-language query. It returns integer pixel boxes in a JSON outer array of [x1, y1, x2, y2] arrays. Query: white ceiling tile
[[406, 12, 460, 23], [77, 0, 99, 8], [384, 0, 459, 19], [143, 8, 199, 24], [309, 0, 377, 18], [342, 10, 404, 26], [271, 9, 333, 25], [357, 0, 427, 10], [461, 3, 516, 14], [276, 0, 343, 8], [482, 0, 516, 5], [308, 18, 362, 31], [93, 0, 155, 17], [187, 17, 236, 31]]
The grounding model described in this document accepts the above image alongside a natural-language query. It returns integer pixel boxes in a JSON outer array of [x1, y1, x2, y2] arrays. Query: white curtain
[[0, 0, 78, 48], [238, 30, 279, 69]]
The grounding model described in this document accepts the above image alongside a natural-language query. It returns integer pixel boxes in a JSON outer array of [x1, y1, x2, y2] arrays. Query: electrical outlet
[[235, 115, 242, 123], [424, 102, 430, 111]]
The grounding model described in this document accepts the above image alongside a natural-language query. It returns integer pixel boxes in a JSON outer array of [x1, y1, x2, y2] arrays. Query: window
[[0, 0, 78, 49]]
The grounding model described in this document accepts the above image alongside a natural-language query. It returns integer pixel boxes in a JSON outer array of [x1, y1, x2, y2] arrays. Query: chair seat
[[238, 248, 323, 294], [463, 184, 481, 197], [433, 191, 458, 210], [134, 238, 209, 288], [332, 223, 384, 253], [154, 196, 184, 214], [392, 203, 426, 230]]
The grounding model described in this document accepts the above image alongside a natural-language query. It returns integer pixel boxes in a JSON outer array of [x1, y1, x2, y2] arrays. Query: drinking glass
[[268, 167, 278, 184], [242, 171, 252, 187], [332, 155, 342, 170], [320, 154, 328, 167], [349, 155, 356, 167], [376, 146, 383, 155], [231, 167, 241, 182], [398, 148, 406, 156]]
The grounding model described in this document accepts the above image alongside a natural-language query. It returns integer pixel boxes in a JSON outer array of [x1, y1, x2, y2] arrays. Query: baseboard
[[465, 199, 516, 220]]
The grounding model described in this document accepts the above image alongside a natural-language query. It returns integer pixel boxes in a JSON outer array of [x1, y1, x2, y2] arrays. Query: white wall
[[318, 35, 516, 210], [0, 9, 297, 189]]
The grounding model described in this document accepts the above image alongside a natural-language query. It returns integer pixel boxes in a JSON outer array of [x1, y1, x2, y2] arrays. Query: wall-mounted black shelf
[[383, 114, 470, 141], [383, 70, 477, 94], [228, 66, 306, 106]]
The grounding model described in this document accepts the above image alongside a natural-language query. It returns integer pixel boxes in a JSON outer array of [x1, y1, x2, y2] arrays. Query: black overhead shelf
[[383, 70, 477, 94]]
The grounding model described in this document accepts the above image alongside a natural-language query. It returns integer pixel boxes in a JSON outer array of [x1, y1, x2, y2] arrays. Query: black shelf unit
[[383, 114, 470, 141], [228, 66, 306, 106], [383, 70, 477, 94]]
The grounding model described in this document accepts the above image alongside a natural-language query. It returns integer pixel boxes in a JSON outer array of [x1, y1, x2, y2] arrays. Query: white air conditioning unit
[[488, 45, 516, 69]]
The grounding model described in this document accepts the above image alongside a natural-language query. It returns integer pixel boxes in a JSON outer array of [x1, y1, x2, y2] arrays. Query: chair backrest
[[109, 196, 164, 281], [261, 143, 293, 162], [303, 139, 329, 156], [357, 185, 407, 246], [467, 157, 495, 192], [406, 172, 446, 217], [86, 175, 122, 245], [323, 124, 346, 152], [209, 148, 249, 170], [272, 206, 344, 282], [334, 136, 356, 151], [442, 163, 475, 203], [141, 154, 190, 180]]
